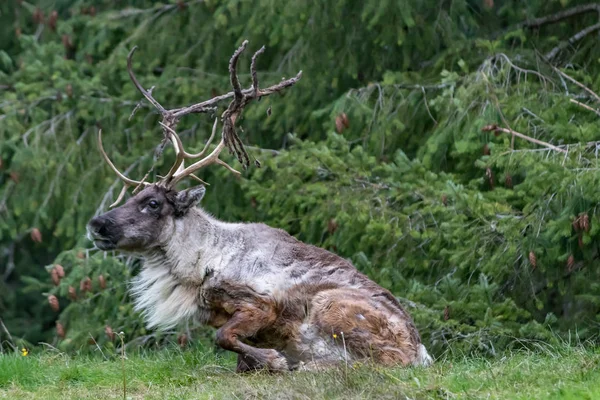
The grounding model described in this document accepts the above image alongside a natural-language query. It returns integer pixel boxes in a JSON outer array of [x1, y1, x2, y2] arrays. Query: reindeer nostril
[[98, 224, 110, 237]]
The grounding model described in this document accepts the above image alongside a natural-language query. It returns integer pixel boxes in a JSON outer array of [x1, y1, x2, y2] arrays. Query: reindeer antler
[[99, 40, 302, 207]]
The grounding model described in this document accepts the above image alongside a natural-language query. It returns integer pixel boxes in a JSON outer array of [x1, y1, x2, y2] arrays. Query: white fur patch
[[414, 344, 433, 366], [130, 266, 198, 329]]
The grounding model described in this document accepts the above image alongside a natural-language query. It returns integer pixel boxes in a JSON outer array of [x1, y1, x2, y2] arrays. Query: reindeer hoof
[[265, 350, 290, 371]]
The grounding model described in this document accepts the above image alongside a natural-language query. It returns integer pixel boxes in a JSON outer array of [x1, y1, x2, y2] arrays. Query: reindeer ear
[[174, 186, 206, 215]]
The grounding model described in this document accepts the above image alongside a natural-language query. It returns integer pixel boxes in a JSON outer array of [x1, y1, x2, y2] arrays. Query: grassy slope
[[0, 345, 599, 400]]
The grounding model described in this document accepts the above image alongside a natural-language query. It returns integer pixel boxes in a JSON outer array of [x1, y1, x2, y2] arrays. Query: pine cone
[[504, 174, 513, 189], [443, 305, 450, 321], [567, 255, 575, 272], [68, 286, 77, 300], [529, 251, 537, 269], [483, 144, 490, 155], [105, 325, 115, 341], [341, 113, 350, 129], [580, 213, 590, 233], [33, 7, 44, 24], [481, 124, 498, 132], [80, 277, 92, 292], [441, 195, 448, 206], [50, 268, 60, 286], [48, 10, 58, 31], [327, 219, 338, 234], [335, 115, 345, 133], [48, 295, 59, 312], [9, 172, 19, 183], [30, 228, 42, 243], [61, 35, 73, 50], [178, 333, 188, 348], [98, 275, 106, 289], [55, 264, 65, 278], [572, 216, 581, 232], [56, 322, 65, 338], [486, 167, 494, 189]]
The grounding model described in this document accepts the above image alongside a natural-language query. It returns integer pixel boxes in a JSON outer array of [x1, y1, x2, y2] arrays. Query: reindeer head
[[87, 184, 206, 251], [87, 41, 301, 252]]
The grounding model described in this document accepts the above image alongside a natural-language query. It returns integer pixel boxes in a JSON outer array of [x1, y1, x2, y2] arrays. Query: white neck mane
[[130, 208, 236, 329]]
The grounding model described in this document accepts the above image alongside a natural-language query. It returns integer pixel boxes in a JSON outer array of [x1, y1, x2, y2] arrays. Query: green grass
[[0, 343, 599, 399]]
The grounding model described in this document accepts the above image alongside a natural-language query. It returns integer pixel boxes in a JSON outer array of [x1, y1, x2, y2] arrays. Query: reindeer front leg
[[216, 306, 289, 372]]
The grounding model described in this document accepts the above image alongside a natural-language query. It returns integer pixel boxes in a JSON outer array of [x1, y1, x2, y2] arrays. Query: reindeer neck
[[143, 207, 243, 284]]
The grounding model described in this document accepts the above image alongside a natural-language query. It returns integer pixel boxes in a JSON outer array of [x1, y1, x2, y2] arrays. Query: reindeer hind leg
[[308, 288, 421, 367]]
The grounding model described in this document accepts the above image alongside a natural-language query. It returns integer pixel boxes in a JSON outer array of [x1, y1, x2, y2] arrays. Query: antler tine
[[222, 41, 251, 169], [98, 130, 145, 187], [158, 121, 187, 181], [110, 184, 130, 208], [251, 45, 266, 96], [159, 118, 227, 185], [185, 117, 219, 158], [158, 118, 220, 183], [169, 138, 241, 187], [128, 46, 168, 116], [116, 40, 301, 190]]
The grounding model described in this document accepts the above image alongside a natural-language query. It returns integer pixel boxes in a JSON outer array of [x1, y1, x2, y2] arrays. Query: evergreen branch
[[517, 4, 600, 29], [488, 54, 553, 88], [545, 21, 600, 61], [481, 124, 568, 153]]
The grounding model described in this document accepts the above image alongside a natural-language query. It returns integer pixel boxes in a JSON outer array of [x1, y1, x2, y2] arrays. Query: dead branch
[[518, 4, 600, 29], [481, 124, 568, 153], [545, 21, 600, 60], [569, 98, 600, 117], [543, 61, 600, 104]]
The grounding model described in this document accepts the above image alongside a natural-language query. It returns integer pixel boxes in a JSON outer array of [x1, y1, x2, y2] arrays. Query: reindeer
[[87, 41, 432, 371]]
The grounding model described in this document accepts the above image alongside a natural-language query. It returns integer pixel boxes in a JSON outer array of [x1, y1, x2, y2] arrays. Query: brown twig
[[481, 124, 568, 153]]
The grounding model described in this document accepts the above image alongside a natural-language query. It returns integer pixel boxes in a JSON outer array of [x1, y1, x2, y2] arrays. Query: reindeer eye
[[148, 200, 159, 209]]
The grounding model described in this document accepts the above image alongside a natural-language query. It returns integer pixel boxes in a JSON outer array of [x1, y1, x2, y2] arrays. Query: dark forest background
[[1, 0, 600, 356]]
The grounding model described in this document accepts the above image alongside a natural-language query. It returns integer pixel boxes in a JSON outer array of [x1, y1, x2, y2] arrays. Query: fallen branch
[[481, 124, 568, 153], [545, 21, 600, 60], [569, 98, 600, 117], [518, 3, 600, 29], [544, 61, 600, 104]]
